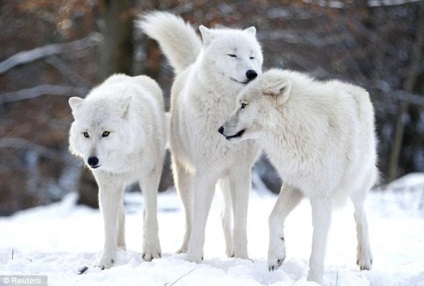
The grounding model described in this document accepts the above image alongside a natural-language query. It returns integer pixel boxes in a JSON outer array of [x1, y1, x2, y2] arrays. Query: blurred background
[[1, 0, 423, 216]]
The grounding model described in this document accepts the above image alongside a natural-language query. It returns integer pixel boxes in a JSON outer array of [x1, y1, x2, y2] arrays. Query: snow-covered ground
[[1, 174, 424, 286]]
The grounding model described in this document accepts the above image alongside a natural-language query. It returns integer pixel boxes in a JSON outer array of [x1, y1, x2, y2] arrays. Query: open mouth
[[225, 129, 245, 140], [231, 78, 249, 85]]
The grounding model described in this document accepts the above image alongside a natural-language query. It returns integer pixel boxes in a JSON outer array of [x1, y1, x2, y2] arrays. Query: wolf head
[[198, 25, 263, 86], [219, 69, 292, 142], [68, 79, 138, 173]]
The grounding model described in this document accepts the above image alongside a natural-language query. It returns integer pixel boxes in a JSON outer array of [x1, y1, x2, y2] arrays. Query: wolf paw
[[142, 249, 161, 261], [96, 253, 115, 270], [357, 253, 373, 270], [357, 244, 373, 270], [142, 233, 161, 261], [186, 251, 203, 263], [268, 235, 286, 271], [268, 255, 285, 271], [176, 244, 188, 254], [142, 241, 161, 261], [231, 250, 249, 260]]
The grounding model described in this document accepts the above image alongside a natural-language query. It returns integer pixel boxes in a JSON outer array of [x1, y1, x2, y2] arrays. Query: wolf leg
[[350, 172, 374, 270], [218, 177, 233, 257], [228, 167, 251, 259], [117, 203, 126, 249], [186, 170, 217, 262], [172, 155, 194, 254], [140, 165, 162, 261], [268, 184, 302, 271], [307, 196, 332, 284], [96, 175, 125, 269]]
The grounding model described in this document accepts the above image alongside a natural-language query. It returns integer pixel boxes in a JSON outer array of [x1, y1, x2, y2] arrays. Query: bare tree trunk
[[77, 0, 136, 208], [387, 3, 424, 182], [99, 0, 136, 80]]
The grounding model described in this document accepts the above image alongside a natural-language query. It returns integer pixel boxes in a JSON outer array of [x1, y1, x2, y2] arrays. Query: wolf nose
[[87, 156, 99, 167], [246, 70, 257, 81], [218, 126, 224, 135]]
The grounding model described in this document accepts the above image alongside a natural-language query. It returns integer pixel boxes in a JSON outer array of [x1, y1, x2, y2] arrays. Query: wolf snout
[[246, 70, 258, 81], [218, 126, 245, 140], [87, 156, 99, 168]]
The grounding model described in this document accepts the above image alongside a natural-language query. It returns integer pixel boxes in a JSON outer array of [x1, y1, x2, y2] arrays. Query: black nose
[[246, 70, 257, 80], [87, 156, 99, 167], [218, 126, 224, 135]]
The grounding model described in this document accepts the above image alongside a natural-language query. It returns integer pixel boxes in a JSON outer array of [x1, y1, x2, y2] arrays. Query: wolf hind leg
[[350, 170, 375, 270], [307, 196, 332, 284]]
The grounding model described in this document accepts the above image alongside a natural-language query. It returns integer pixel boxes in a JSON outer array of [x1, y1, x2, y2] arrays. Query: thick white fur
[[69, 74, 166, 269], [220, 69, 377, 284], [138, 12, 263, 261]]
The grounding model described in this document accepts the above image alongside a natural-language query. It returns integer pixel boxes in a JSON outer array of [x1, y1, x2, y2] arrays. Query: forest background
[[1, 0, 423, 215]]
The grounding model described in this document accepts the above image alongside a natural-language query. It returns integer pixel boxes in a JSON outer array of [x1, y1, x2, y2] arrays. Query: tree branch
[[1, 85, 88, 104], [0, 138, 62, 160], [387, 90, 424, 107], [0, 33, 101, 75]]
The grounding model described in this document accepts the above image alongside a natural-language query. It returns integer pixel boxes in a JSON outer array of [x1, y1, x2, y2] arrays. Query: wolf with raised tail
[[137, 12, 263, 262]]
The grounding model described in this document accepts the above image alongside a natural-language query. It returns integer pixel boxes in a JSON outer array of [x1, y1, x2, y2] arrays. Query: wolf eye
[[250, 56, 255, 60], [83, 132, 89, 138], [228, 54, 237, 58], [241, 102, 247, 109], [102, 131, 110, 137]]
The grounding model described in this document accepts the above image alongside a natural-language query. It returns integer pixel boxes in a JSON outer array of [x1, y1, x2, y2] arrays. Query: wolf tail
[[137, 11, 202, 74]]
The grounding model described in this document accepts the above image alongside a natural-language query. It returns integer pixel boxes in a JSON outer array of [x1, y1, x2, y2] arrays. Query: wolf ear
[[121, 95, 133, 119], [69, 97, 83, 116], [263, 78, 292, 105], [244, 26, 256, 36], [199, 25, 214, 46]]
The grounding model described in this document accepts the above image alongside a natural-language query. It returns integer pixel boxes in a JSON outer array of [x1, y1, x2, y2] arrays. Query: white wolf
[[68, 74, 166, 269], [137, 12, 263, 262], [219, 69, 377, 284]]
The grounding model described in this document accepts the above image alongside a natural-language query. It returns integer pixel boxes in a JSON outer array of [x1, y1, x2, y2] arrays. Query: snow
[[1, 174, 424, 286]]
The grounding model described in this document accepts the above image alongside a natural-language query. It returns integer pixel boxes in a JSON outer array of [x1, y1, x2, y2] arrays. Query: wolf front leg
[[96, 174, 125, 269], [139, 166, 162, 261], [217, 178, 234, 258], [117, 201, 126, 250], [186, 170, 217, 262], [268, 184, 303, 271], [307, 196, 332, 284], [228, 167, 252, 259], [172, 155, 194, 254]]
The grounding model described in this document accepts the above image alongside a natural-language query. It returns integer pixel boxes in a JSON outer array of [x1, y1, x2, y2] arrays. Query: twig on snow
[[165, 268, 196, 286]]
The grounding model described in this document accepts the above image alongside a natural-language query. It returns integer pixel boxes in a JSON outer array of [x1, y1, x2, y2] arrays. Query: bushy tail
[[136, 11, 202, 74]]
